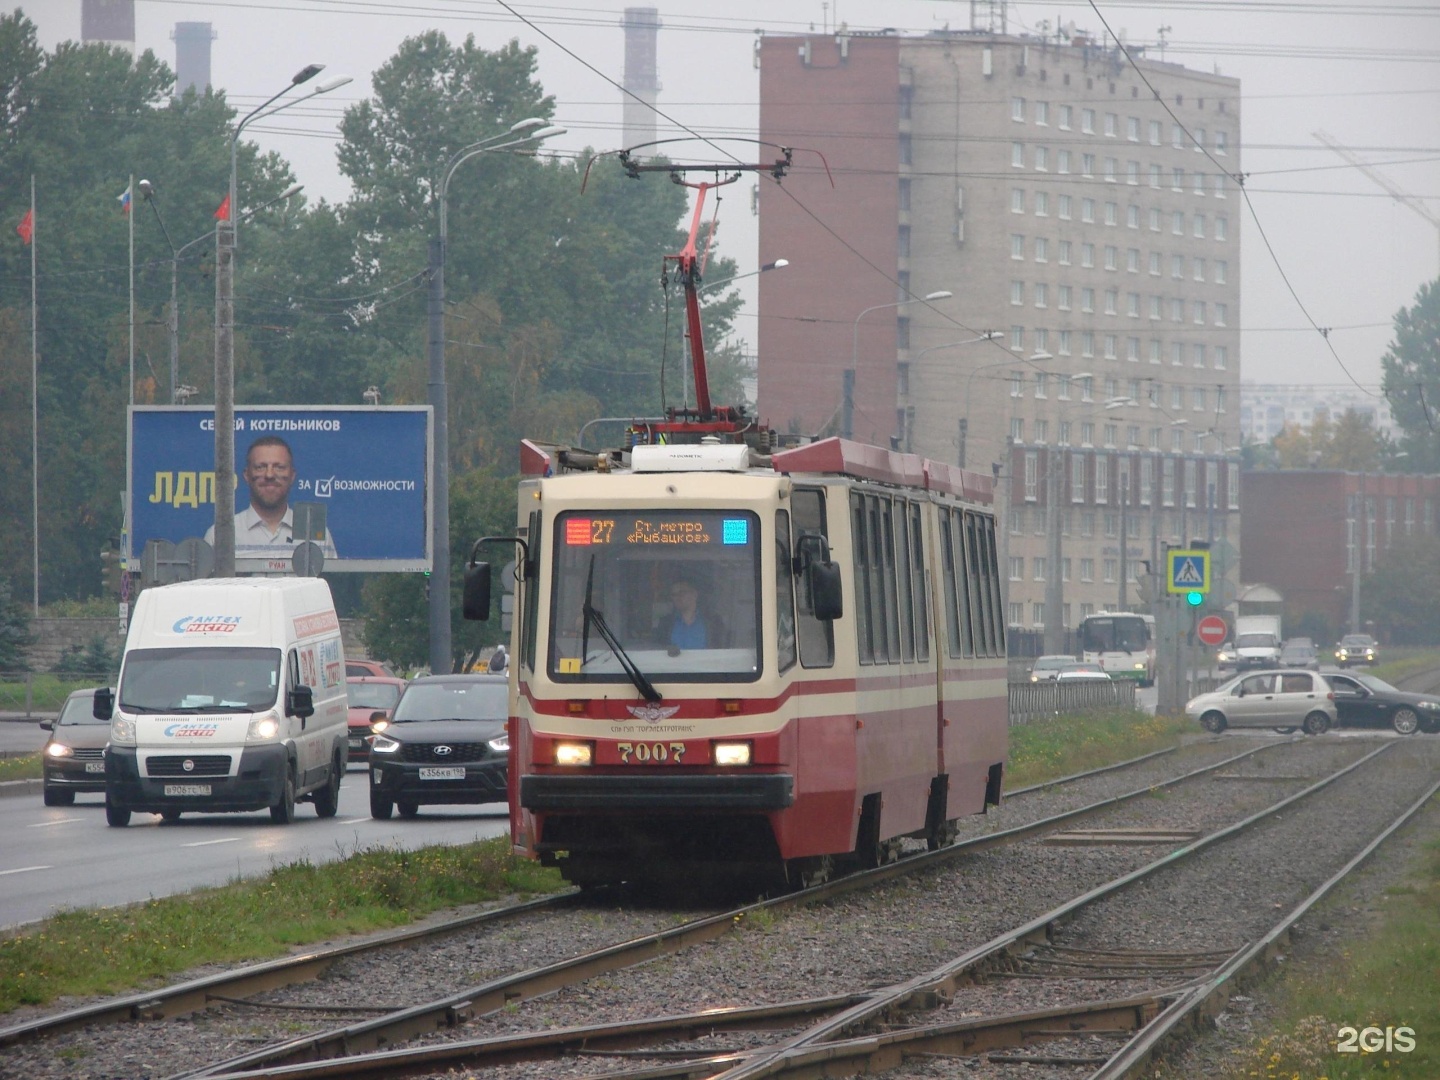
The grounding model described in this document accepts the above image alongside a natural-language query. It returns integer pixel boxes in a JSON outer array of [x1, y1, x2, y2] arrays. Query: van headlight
[[110, 715, 135, 745], [246, 714, 281, 741]]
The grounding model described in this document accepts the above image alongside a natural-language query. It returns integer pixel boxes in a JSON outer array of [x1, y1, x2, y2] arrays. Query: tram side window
[[791, 488, 834, 669], [909, 502, 930, 661], [952, 508, 976, 657], [851, 494, 874, 664], [964, 512, 988, 656], [981, 514, 1007, 655], [939, 509, 963, 656], [879, 498, 902, 663], [521, 509, 542, 671], [867, 497, 894, 664], [895, 500, 915, 661], [775, 511, 798, 673]]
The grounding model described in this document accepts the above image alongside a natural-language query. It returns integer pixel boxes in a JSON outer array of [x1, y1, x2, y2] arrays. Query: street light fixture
[[847, 289, 952, 439], [698, 258, 789, 293], [214, 64, 349, 578], [426, 119, 566, 674], [142, 178, 301, 402]]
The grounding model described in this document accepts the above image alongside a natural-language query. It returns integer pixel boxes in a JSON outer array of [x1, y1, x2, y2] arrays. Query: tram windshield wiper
[[581, 555, 662, 703]]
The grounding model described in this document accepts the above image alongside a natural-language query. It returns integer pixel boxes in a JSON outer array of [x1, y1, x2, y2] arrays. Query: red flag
[[16, 208, 33, 245], [214, 194, 231, 221]]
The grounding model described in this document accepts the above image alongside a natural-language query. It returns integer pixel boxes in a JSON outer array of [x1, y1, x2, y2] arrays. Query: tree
[[1379, 278, 1440, 473], [0, 580, 34, 672], [1362, 535, 1440, 645], [1269, 409, 1383, 471]]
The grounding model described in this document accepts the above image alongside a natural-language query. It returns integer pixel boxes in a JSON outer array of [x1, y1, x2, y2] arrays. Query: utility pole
[[213, 218, 235, 575], [1118, 469, 1129, 611], [1043, 448, 1065, 653]]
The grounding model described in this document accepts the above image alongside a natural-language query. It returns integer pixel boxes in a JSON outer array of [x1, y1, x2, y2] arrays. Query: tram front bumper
[[520, 772, 794, 811]]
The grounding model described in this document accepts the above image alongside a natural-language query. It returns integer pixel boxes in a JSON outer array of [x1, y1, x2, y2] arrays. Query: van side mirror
[[287, 684, 314, 719], [809, 562, 843, 622], [463, 560, 492, 621], [93, 687, 114, 720]]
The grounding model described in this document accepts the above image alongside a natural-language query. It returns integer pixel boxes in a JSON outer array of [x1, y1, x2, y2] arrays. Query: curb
[[0, 778, 42, 800]]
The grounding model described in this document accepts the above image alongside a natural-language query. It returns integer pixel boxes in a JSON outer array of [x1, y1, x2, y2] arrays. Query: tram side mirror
[[93, 687, 114, 721], [808, 561, 843, 622], [287, 684, 314, 720], [463, 561, 492, 621]]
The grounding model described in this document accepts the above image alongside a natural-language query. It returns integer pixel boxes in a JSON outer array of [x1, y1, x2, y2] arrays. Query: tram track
[[0, 734, 1383, 1080], [169, 735, 1434, 1080]]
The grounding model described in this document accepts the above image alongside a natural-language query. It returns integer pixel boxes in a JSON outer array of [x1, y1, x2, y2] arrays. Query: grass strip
[[0, 838, 564, 1013], [1208, 832, 1440, 1079], [1005, 709, 1193, 788], [0, 754, 40, 782]]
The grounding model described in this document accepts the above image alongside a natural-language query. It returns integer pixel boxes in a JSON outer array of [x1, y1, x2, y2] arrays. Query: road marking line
[[340, 817, 370, 825], [0, 865, 53, 876], [29, 818, 82, 827], [182, 838, 240, 848]]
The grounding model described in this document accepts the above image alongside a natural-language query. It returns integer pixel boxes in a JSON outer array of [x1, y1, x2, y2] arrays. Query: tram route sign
[[1196, 614, 1228, 647], [1166, 549, 1211, 594]]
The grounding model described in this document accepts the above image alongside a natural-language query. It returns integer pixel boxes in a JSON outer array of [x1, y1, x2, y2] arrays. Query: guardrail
[[1008, 679, 1138, 725], [0, 672, 116, 717]]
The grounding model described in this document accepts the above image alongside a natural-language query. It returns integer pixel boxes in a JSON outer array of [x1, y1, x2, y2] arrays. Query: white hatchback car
[[1186, 670, 1337, 735]]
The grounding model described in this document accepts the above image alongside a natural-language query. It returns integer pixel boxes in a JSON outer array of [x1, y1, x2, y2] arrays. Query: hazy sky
[[31, 0, 1440, 396]]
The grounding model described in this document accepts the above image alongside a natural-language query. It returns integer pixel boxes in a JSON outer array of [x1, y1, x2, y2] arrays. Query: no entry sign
[[1197, 614, 1228, 647]]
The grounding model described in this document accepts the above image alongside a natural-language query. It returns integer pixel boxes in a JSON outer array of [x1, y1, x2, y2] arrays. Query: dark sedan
[[368, 674, 509, 818], [1324, 671, 1440, 735], [41, 688, 108, 805]]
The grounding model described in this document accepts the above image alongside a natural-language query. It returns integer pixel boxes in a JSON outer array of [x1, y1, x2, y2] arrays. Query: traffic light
[[100, 550, 121, 596], [1185, 591, 1204, 607]]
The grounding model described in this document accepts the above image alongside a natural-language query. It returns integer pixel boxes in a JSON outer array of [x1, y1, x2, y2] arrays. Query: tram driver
[[659, 578, 727, 652]]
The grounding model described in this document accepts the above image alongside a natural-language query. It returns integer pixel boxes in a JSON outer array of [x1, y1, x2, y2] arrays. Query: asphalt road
[[0, 753, 509, 929]]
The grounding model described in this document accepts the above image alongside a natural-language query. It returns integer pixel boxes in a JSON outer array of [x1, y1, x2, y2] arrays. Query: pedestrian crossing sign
[[1166, 549, 1211, 594]]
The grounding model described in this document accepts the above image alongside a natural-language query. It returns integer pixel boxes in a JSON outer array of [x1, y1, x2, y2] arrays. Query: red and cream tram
[[463, 147, 1007, 891]]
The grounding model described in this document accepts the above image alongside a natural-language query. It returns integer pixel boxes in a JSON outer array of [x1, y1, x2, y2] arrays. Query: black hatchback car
[[1325, 671, 1440, 735], [367, 674, 509, 818]]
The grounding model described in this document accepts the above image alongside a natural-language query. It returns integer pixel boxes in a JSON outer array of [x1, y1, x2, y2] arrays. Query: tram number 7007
[[615, 741, 687, 765]]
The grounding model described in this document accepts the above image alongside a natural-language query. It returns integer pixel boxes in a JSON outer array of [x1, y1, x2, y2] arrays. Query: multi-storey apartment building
[[756, 27, 1242, 631]]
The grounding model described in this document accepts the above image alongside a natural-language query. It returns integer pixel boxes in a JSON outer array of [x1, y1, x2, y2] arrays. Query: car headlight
[[487, 733, 509, 754], [110, 714, 135, 745], [45, 742, 74, 758], [370, 734, 401, 754], [1417, 700, 1440, 711], [370, 718, 390, 734], [246, 714, 280, 741]]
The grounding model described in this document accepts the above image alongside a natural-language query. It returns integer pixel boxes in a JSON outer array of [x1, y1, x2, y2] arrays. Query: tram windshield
[[548, 509, 763, 684]]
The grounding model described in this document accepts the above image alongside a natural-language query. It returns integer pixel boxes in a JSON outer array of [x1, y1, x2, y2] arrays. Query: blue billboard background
[[129, 406, 432, 572]]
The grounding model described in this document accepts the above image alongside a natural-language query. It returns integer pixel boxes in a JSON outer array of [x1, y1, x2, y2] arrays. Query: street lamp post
[[961, 349, 1056, 469], [847, 290, 952, 439], [214, 64, 350, 578], [906, 331, 999, 458], [143, 179, 301, 402], [427, 119, 565, 675]]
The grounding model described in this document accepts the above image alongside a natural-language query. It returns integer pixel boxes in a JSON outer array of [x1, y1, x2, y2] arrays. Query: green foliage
[[1380, 277, 1440, 473], [0, 579, 34, 671], [51, 636, 118, 675], [1006, 710, 1191, 788], [1269, 409, 1385, 471], [1362, 536, 1440, 645]]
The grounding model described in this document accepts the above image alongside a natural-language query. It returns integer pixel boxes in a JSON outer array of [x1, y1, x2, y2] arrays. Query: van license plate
[[418, 767, 464, 780], [85, 762, 105, 773], [164, 784, 211, 797]]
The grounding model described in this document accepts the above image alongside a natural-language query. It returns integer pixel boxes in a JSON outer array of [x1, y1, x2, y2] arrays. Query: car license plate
[[418, 767, 465, 780], [164, 784, 211, 797], [348, 737, 363, 749], [85, 762, 105, 773]]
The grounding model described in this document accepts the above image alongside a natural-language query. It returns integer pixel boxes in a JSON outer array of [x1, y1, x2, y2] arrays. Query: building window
[[1171, 254, 1184, 280], [1035, 100, 1049, 125], [1104, 290, 1118, 315], [1172, 211, 1185, 235], [1081, 288, 1095, 313], [1081, 377, 1094, 402], [1184, 459, 1197, 507], [1140, 457, 1153, 505], [1103, 559, 1117, 583], [1011, 234, 1025, 260], [1011, 280, 1025, 306], [1216, 216, 1228, 240], [1228, 462, 1240, 509], [1215, 260, 1228, 284], [1035, 237, 1049, 262], [1149, 163, 1162, 189], [1193, 343, 1207, 368], [1172, 166, 1185, 192], [1127, 334, 1141, 359], [1081, 511, 1095, 537], [1150, 339, 1163, 364], [1105, 202, 1118, 226], [1058, 328, 1072, 353], [1127, 205, 1140, 229], [1215, 345, 1228, 370], [1010, 371, 1024, 397], [1215, 302, 1227, 326], [1082, 153, 1095, 177], [1058, 194, 1072, 220], [1194, 387, 1207, 412], [1035, 191, 1049, 216], [1194, 300, 1207, 325], [1011, 416, 1026, 442], [1172, 428, 1185, 451], [1149, 207, 1162, 231], [1058, 286, 1072, 311], [1171, 386, 1185, 410], [1012, 96, 1026, 122], [1060, 420, 1072, 446], [1012, 141, 1026, 168], [1103, 423, 1118, 449], [1012, 188, 1026, 213], [1127, 115, 1140, 141], [1193, 127, 1206, 152], [1011, 326, 1025, 351], [1194, 214, 1206, 238], [1082, 198, 1096, 223], [1172, 342, 1185, 368], [1171, 298, 1185, 323], [1216, 387, 1227, 413], [1149, 252, 1161, 276], [1172, 124, 1184, 149], [1081, 558, 1095, 582], [1082, 108, 1095, 133], [1105, 112, 1118, 137], [1034, 419, 1049, 443], [1214, 173, 1226, 198], [1035, 146, 1049, 171], [1127, 160, 1140, 185], [1127, 248, 1141, 273], [1104, 333, 1118, 359], [1105, 246, 1118, 271], [1059, 104, 1073, 129], [1009, 557, 1023, 581], [1149, 119, 1162, 145], [1008, 601, 1023, 626], [1032, 602, 1045, 626], [1193, 257, 1206, 281], [1104, 157, 1118, 182], [1082, 330, 1095, 357], [1024, 451, 1039, 500], [1082, 243, 1095, 268], [1162, 458, 1175, 506], [1149, 295, 1162, 320], [1058, 149, 1072, 175], [1215, 129, 1228, 155]]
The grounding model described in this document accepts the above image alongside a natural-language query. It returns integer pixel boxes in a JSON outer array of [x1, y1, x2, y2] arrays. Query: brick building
[[1240, 470, 1440, 634], [756, 28, 1242, 629]]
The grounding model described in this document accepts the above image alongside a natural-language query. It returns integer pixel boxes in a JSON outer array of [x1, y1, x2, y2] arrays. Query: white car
[[1029, 655, 1075, 682], [1185, 669, 1336, 735]]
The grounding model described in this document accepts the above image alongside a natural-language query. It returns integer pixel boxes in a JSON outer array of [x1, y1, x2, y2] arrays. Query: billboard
[[128, 406, 432, 574]]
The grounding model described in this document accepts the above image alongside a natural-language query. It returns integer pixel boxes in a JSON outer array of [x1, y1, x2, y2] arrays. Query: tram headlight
[[554, 741, 593, 767], [713, 741, 752, 767]]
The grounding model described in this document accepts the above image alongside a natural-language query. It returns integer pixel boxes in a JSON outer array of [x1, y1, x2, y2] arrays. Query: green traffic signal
[[1186, 591, 1204, 606]]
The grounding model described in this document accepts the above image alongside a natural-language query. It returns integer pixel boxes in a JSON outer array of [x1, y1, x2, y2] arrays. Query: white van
[[98, 578, 349, 826]]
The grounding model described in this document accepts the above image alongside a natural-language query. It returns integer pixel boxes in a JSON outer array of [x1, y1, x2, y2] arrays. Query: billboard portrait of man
[[204, 435, 337, 557]]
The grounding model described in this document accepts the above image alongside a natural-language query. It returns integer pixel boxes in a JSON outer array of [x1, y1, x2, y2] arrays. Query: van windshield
[[119, 647, 282, 713]]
